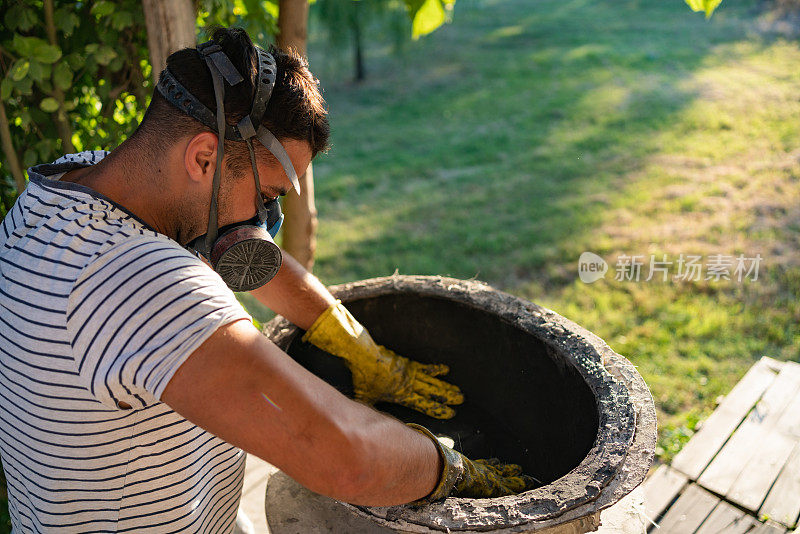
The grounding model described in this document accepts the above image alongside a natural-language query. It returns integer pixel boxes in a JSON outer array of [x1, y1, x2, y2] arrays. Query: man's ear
[[184, 132, 219, 184]]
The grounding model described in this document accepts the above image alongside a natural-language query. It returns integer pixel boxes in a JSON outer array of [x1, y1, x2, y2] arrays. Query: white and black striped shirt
[[0, 151, 252, 533]]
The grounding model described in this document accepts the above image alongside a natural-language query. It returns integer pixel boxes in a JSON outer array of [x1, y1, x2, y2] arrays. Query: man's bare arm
[[250, 249, 465, 420], [161, 318, 442, 506], [249, 249, 335, 329]]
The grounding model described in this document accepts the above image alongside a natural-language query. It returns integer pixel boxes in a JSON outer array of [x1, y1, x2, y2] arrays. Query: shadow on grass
[[307, 0, 756, 289]]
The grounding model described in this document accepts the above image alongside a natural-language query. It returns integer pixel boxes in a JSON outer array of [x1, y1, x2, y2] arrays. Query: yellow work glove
[[301, 300, 464, 419], [406, 423, 538, 503]]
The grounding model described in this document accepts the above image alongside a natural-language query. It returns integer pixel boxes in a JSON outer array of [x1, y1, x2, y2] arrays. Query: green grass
[[295, 0, 800, 462]]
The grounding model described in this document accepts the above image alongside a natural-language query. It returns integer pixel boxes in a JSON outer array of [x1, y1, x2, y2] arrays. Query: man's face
[[214, 138, 312, 232]]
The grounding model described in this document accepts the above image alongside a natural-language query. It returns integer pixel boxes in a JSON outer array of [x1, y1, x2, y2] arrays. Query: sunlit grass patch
[[293, 0, 800, 462]]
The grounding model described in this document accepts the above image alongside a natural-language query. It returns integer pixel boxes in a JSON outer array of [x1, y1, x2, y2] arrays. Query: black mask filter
[[156, 40, 301, 291]]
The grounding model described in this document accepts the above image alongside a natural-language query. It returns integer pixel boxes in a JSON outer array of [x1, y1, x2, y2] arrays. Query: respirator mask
[[156, 40, 301, 292]]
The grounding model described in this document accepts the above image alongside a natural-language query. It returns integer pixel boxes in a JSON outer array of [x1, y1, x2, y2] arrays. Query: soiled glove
[[301, 300, 464, 419], [406, 423, 538, 503]]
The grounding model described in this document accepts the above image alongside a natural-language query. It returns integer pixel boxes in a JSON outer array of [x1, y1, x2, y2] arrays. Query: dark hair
[[133, 27, 330, 174]]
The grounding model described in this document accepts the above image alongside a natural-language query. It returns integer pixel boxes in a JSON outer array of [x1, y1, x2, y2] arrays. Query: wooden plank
[[760, 442, 800, 529], [642, 465, 689, 522], [732, 515, 762, 533], [672, 357, 781, 479], [698, 363, 800, 501], [655, 484, 719, 533], [729, 369, 800, 515], [749, 521, 789, 534], [695, 499, 753, 534]]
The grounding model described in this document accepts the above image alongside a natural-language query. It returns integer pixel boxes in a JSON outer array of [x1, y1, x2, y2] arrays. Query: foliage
[[405, 0, 455, 38], [197, 0, 280, 43], [0, 0, 458, 218], [204, 0, 456, 82], [310, 0, 412, 81], [0, 0, 151, 217], [685, 0, 724, 17], [313, 0, 401, 48]]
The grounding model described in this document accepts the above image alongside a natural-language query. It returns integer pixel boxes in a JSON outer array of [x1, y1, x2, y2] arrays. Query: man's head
[[128, 27, 330, 246]]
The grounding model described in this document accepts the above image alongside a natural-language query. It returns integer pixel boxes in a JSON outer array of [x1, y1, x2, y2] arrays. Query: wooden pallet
[[643, 357, 800, 533]]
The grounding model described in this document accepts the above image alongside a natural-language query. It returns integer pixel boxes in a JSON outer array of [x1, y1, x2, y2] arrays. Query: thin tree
[[142, 0, 197, 78], [277, 0, 319, 271]]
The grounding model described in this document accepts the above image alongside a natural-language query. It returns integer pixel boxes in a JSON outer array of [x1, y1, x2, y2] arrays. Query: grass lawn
[[243, 0, 800, 463]]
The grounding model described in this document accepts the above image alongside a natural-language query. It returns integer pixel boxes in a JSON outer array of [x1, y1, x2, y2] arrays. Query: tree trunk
[[43, 0, 75, 154], [142, 0, 196, 81], [352, 1, 365, 82], [277, 0, 318, 272], [0, 99, 25, 192]]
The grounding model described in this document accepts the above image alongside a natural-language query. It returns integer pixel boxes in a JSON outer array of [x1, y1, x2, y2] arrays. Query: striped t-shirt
[[0, 151, 253, 533]]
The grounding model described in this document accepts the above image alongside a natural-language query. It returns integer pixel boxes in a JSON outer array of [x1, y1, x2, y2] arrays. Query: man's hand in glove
[[302, 299, 464, 419], [407, 423, 539, 502]]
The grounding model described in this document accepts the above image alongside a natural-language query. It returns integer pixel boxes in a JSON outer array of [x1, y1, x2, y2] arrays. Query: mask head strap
[[239, 46, 301, 196], [155, 39, 303, 258], [156, 43, 301, 195], [198, 41, 243, 254]]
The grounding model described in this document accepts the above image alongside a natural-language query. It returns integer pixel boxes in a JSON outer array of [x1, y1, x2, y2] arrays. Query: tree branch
[[0, 44, 17, 62], [101, 81, 130, 119], [124, 38, 148, 107], [0, 99, 27, 193], [43, 0, 75, 153]]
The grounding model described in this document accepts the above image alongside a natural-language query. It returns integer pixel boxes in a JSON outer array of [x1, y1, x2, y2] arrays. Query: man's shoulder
[[73, 230, 209, 295], [19, 150, 153, 243], [7, 180, 192, 275]]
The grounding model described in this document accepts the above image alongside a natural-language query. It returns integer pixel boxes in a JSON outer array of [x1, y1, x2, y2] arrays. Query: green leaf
[[685, 0, 723, 17], [4, 5, 23, 30], [38, 79, 54, 94], [27, 61, 51, 83], [18, 110, 32, 129], [1, 78, 12, 100], [65, 53, 84, 71], [29, 109, 47, 127], [109, 56, 124, 73], [53, 62, 73, 91], [85, 43, 99, 54], [98, 82, 110, 101], [0, 78, 14, 101], [91, 1, 116, 17], [55, 8, 80, 35], [32, 42, 62, 64], [10, 61, 30, 82], [410, 0, 447, 39], [4, 4, 37, 31], [15, 77, 33, 96], [95, 46, 117, 66], [12, 34, 39, 56], [111, 11, 133, 30], [40, 98, 60, 113], [23, 149, 38, 168], [265, 0, 279, 18]]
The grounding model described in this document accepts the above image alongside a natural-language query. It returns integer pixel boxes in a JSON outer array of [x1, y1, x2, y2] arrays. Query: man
[[0, 27, 533, 532]]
